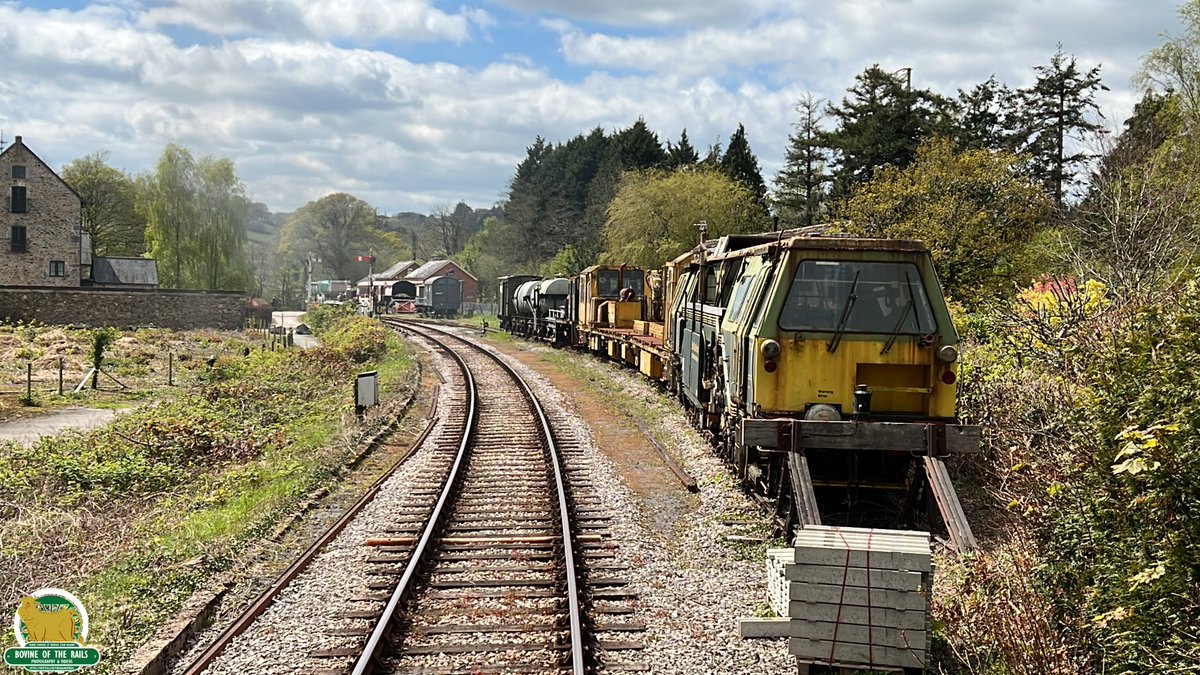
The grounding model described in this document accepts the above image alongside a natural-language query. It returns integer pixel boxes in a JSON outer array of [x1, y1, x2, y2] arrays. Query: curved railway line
[[180, 319, 645, 675]]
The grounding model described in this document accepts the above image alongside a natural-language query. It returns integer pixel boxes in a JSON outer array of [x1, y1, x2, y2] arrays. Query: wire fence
[[0, 321, 303, 397]]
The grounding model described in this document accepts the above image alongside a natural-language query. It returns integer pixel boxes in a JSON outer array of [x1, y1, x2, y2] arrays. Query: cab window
[[779, 260, 936, 334], [725, 273, 756, 325], [597, 270, 620, 297], [703, 267, 718, 304], [621, 269, 644, 296]]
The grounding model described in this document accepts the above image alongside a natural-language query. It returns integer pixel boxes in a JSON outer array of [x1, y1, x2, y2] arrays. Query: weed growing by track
[[0, 315, 413, 670]]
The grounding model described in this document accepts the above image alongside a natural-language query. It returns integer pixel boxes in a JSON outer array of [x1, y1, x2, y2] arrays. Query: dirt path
[[0, 406, 122, 446], [482, 339, 698, 535]]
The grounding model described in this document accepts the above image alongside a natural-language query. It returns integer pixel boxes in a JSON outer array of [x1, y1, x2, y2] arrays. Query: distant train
[[416, 275, 462, 318], [497, 230, 980, 548]]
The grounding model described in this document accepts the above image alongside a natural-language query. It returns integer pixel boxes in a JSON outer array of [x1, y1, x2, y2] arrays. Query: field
[[0, 322, 295, 420]]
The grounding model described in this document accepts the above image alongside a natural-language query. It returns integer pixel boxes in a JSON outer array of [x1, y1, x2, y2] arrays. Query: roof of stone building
[[0, 135, 83, 203], [406, 259, 478, 282], [92, 257, 159, 286], [375, 259, 419, 280]]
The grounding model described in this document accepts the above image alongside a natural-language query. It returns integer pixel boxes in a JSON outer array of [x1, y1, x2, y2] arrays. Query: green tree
[[1015, 46, 1107, 207], [141, 143, 201, 288], [141, 144, 253, 290], [718, 123, 767, 205], [278, 193, 379, 279], [1094, 92, 1175, 180], [456, 215, 531, 303], [432, 202, 475, 257], [600, 167, 769, 269], [1069, 101, 1200, 303], [60, 152, 146, 257], [1137, 0, 1200, 118], [952, 76, 1020, 151], [821, 65, 951, 200], [583, 119, 669, 262], [667, 129, 700, 168], [195, 156, 253, 290], [540, 244, 584, 277], [839, 136, 1052, 302], [774, 94, 831, 228], [504, 130, 610, 267]]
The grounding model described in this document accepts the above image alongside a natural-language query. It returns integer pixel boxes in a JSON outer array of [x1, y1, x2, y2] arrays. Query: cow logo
[[4, 588, 100, 672]]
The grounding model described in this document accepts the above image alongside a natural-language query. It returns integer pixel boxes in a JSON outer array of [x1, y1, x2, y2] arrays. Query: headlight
[[761, 339, 781, 359], [937, 345, 959, 363]]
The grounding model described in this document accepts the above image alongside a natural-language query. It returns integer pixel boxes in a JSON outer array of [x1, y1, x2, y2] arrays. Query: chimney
[[14, 135, 21, 144]]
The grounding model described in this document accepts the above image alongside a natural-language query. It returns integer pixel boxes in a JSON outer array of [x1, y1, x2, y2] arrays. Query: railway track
[[180, 319, 645, 674], [344, 320, 584, 673]]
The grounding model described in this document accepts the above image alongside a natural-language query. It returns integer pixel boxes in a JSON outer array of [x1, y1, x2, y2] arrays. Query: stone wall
[[0, 287, 246, 330]]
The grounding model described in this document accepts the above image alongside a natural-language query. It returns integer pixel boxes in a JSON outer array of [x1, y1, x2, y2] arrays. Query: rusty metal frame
[[924, 456, 977, 552]]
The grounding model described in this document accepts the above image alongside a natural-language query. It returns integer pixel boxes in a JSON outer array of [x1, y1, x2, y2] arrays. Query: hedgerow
[[940, 279, 1200, 673]]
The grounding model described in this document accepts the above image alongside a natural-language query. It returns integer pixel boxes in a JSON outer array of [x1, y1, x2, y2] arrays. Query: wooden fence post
[[168, 352, 174, 386], [25, 362, 32, 400], [58, 357, 64, 395]]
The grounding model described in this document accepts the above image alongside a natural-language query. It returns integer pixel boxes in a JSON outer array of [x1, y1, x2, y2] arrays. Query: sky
[[0, 0, 1186, 216]]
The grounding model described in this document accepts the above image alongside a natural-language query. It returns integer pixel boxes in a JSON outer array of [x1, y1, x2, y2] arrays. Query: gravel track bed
[[453, 330, 792, 674], [172, 326, 789, 674], [169, 350, 465, 675]]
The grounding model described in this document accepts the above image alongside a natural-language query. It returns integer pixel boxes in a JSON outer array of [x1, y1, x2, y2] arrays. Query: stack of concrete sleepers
[[766, 525, 931, 671]]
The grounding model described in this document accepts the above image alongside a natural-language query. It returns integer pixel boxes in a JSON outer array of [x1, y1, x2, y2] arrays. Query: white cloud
[[491, 0, 777, 28], [556, 19, 813, 77], [0, 0, 1183, 217], [142, 0, 488, 43]]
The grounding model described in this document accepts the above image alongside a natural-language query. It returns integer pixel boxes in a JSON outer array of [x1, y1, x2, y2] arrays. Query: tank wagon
[[416, 275, 462, 318], [497, 231, 980, 548], [512, 277, 574, 344], [497, 275, 540, 332]]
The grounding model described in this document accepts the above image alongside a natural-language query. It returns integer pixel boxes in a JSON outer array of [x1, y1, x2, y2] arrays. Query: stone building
[[0, 136, 83, 287], [0, 137, 241, 329]]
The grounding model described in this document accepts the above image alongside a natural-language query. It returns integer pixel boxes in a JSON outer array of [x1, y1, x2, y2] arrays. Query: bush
[[303, 303, 355, 336], [1043, 281, 1200, 671], [319, 316, 393, 363], [947, 279, 1200, 673]]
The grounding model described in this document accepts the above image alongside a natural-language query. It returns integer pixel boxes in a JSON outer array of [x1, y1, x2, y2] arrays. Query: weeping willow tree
[[600, 166, 769, 269], [141, 143, 252, 290]]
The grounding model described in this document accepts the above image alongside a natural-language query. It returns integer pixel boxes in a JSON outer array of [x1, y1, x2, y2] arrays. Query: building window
[[48, 260, 65, 277], [10, 186, 27, 213], [11, 165, 25, 179], [10, 225, 27, 253]]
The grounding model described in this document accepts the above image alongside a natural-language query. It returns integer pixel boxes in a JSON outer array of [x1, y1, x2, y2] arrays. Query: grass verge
[[0, 316, 414, 671]]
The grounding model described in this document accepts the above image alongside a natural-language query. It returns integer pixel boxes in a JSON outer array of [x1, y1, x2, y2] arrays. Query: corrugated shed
[[92, 257, 159, 286]]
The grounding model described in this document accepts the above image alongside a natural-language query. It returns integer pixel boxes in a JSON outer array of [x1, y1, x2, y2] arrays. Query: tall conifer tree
[[719, 124, 767, 206], [1016, 46, 1106, 207], [774, 94, 831, 228]]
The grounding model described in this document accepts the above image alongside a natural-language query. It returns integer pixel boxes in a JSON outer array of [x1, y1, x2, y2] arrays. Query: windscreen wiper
[[827, 270, 860, 353], [881, 270, 916, 355]]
